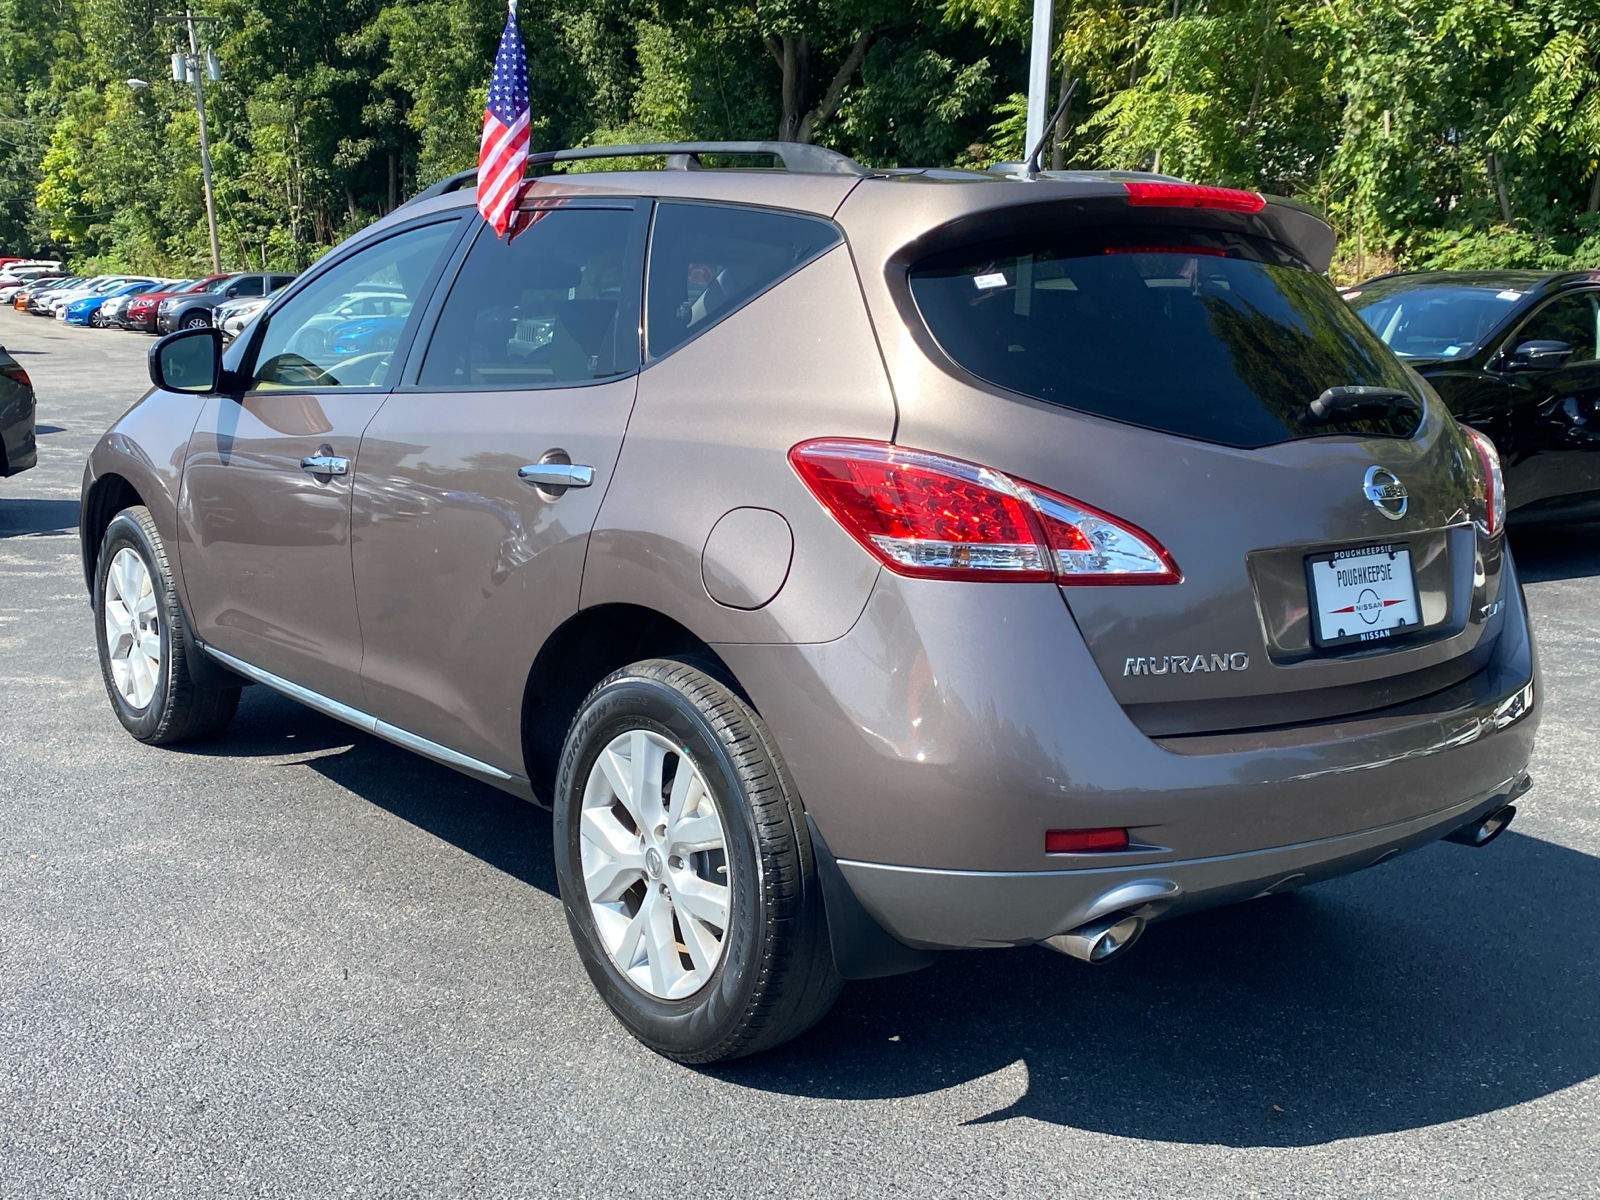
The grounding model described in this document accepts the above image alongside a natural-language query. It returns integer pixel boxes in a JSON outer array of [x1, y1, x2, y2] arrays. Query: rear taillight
[[1461, 424, 1505, 536], [0, 364, 30, 387], [1123, 181, 1265, 212], [789, 439, 1181, 585]]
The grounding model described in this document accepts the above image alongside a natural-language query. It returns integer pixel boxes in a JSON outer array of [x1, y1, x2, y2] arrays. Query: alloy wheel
[[103, 547, 162, 709], [580, 728, 731, 1000]]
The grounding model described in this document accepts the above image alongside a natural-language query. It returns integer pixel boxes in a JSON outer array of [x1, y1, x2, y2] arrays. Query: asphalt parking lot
[[1, 308, 1597, 1199]]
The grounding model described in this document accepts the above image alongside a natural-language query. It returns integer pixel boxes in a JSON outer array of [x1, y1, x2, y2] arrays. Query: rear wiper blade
[[1307, 385, 1420, 423]]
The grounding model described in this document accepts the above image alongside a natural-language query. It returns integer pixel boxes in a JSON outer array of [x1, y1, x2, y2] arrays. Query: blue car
[[328, 311, 409, 356], [65, 280, 162, 327]]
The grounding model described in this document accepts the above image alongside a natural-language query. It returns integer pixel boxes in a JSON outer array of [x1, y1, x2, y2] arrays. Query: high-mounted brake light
[[1123, 181, 1265, 213], [789, 439, 1181, 585], [1105, 244, 1227, 257], [1461, 424, 1505, 537]]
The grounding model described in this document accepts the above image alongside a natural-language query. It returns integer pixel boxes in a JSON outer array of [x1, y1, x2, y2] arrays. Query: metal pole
[[185, 9, 222, 273], [1025, 0, 1054, 162]]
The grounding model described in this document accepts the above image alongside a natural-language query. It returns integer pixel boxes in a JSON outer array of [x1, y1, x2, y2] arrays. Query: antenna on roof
[[1024, 78, 1077, 180]]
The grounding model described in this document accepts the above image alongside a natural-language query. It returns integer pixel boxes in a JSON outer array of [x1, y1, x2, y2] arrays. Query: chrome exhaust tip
[[1445, 803, 1516, 848], [1044, 912, 1147, 964]]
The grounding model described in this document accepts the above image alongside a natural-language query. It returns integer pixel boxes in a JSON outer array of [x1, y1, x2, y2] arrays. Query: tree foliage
[[0, 0, 1596, 277]]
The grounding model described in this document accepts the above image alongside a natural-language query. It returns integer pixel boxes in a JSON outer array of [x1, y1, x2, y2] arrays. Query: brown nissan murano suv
[[81, 143, 1539, 1062]]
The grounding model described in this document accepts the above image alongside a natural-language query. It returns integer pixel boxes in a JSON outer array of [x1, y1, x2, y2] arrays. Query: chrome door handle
[[518, 463, 594, 489], [300, 454, 349, 476]]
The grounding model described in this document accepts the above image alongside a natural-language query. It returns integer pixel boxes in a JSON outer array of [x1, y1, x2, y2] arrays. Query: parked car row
[[2, 269, 297, 341]]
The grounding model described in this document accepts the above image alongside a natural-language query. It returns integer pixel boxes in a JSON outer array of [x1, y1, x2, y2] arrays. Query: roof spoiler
[[402, 141, 869, 209], [1258, 195, 1337, 275]]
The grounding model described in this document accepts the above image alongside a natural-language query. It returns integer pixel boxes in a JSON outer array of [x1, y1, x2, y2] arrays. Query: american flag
[[478, 1, 530, 236]]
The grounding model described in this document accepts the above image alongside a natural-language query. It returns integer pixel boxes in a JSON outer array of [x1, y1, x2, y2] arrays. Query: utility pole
[[156, 9, 222, 273], [1025, 0, 1054, 163]]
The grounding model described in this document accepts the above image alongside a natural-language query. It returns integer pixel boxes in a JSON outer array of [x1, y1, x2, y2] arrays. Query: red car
[[119, 275, 229, 332]]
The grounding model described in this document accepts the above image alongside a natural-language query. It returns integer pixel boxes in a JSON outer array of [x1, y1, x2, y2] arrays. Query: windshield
[[1346, 284, 1525, 358], [910, 227, 1422, 449], [204, 276, 236, 293]]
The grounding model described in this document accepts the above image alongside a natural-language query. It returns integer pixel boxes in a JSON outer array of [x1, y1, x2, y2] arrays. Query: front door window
[[251, 221, 458, 391]]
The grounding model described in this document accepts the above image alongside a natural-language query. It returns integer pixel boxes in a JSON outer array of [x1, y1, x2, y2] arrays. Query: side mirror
[[1508, 339, 1572, 370], [149, 326, 223, 393]]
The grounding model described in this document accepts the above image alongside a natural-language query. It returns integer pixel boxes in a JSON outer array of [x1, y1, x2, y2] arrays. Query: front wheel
[[554, 659, 841, 1063], [94, 506, 239, 744], [182, 312, 210, 330]]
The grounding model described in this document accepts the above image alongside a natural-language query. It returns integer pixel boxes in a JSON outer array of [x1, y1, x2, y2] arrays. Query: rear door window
[[418, 205, 645, 389], [645, 202, 842, 360], [909, 228, 1423, 449]]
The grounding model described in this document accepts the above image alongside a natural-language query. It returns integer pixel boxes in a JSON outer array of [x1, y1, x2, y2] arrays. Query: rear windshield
[[909, 228, 1422, 449], [1345, 284, 1524, 358]]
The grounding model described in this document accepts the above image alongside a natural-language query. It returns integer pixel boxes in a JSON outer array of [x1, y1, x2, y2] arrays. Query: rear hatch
[[896, 194, 1504, 737]]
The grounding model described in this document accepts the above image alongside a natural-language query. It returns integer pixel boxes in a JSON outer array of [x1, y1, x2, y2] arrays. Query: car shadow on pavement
[[180, 686, 560, 896], [723, 831, 1600, 1146], [179, 690, 1597, 1148], [0, 497, 78, 537], [1511, 520, 1600, 582]]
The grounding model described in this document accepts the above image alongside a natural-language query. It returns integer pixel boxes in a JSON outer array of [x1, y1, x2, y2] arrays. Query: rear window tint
[[910, 228, 1422, 449], [646, 202, 841, 360]]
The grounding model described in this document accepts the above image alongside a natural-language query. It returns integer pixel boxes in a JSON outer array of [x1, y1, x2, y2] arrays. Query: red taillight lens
[[1046, 828, 1130, 853], [789, 439, 1180, 585], [1461, 424, 1505, 537], [1123, 181, 1265, 212], [0, 364, 30, 387], [788, 440, 1050, 581]]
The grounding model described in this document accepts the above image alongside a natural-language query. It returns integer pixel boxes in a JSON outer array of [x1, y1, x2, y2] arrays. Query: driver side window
[[1515, 292, 1600, 363], [250, 220, 458, 391]]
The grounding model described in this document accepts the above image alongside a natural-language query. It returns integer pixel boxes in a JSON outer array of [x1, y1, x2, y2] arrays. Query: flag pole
[[1025, 0, 1054, 165]]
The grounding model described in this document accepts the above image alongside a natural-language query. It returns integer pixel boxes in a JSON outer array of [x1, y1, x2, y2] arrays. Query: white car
[[215, 286, 284, 342], [0, 272, 64, 303]]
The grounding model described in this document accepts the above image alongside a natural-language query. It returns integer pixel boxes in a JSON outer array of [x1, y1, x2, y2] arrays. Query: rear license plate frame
[[1305, 541, 1422, 649]]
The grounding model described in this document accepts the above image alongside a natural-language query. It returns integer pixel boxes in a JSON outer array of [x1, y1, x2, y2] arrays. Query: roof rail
[[530, 142, 869, 176], [405, 167, 479, 207], [402, 141, 868, 208]]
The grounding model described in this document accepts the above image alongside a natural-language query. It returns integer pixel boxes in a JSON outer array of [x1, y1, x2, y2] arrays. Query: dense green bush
[[1, 0, 1595, 277]]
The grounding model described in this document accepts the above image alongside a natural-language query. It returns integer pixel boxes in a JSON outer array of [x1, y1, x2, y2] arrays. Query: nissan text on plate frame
[[79, 145, 1539, 1062]]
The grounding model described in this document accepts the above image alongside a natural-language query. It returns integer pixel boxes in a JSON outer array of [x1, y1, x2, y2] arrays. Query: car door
[[1498, 289, 1600, 512], [351, 199, 648, 772], [177, 217, 465, 705]]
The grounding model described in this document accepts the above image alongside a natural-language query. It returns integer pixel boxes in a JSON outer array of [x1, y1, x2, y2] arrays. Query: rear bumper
[[716, 550, 1539, 950], [839, 775, 1523, 948]]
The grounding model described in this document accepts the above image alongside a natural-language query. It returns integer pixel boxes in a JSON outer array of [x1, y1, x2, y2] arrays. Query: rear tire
[[94, 506, 239, 744], [554, 659, 841, 1063]]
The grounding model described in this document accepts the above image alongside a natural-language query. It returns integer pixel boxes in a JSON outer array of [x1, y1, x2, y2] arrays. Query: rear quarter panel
[[581, 242, 894, 643]]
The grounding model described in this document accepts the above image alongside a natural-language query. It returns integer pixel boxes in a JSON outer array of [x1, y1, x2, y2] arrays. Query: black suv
[[156, 272, 297, 333], [1346, 269, 1600, 522]]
